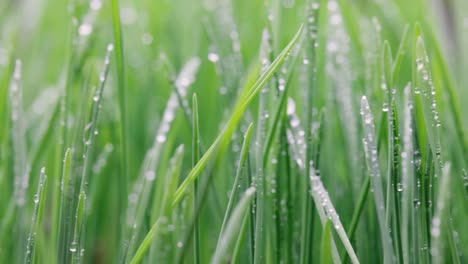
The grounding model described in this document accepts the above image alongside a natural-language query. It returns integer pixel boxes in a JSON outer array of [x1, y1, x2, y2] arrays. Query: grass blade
[[361, 96, 394, 264], [24, 168, 47, 264], [320, 220, 333, 264], [192, 93, 201, 264], [110, 0, 128, 235], [130, 145, 185, 264], [217, 123, 254, 242], [211, 187, 256, 264], [309, 169, 359, 264]]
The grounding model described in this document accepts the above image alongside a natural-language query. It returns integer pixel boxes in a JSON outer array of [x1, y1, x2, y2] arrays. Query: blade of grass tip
[[320, 220, 333, 264], [192, 93, 201, 264], [309, 166, 359, 264], [173, 58, 202, 129], [262, 31, 303, 170], [172, 24, 303, 208], [25, 168, 47, 264], [422, 25, 468, 159], [67, 44, 113, 263], [110, 0, 129, 230], [361, 96, 395, 264], [414, 36, 443, 170], [391, 25, 410, 85], [211, 187, 256, 264], [70, 191, 86, 264], [130, 146, 185, 264], [79, 44, 113, 192], [430, 163, 451, 264], [217, 123, 254, 244]]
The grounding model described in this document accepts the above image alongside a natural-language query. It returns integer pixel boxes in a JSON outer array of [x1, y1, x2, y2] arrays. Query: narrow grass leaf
[[211, 187, 256, 264], [361, 96, 394, 264], [24, 168, 47, 264], [320, 220, 333, 264]]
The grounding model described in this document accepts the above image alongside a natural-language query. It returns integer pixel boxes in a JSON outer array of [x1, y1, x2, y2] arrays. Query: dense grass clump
[[1, 0, 468, 263]]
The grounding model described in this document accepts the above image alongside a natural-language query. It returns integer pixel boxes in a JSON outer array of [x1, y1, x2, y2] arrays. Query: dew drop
[[69, 241, 78, 252], [78, 23, 93, 36], [208, 53, 219, 62]]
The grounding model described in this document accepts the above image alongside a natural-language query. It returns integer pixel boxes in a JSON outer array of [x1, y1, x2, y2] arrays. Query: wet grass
[[0, 0, 468, 263]]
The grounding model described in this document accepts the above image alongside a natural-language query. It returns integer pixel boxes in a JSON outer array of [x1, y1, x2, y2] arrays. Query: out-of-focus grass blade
[[430, 163, 452, 264], [24, 168, 47, 264], [211, 187, 256, 264], [9, 59, 30, 207]]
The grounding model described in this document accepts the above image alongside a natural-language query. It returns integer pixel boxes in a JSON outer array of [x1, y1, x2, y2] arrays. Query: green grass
[[1, 0, 468, 263]]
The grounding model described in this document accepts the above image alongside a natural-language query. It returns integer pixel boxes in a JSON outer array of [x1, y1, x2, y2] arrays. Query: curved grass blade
[[211, 187, 256, 264]]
